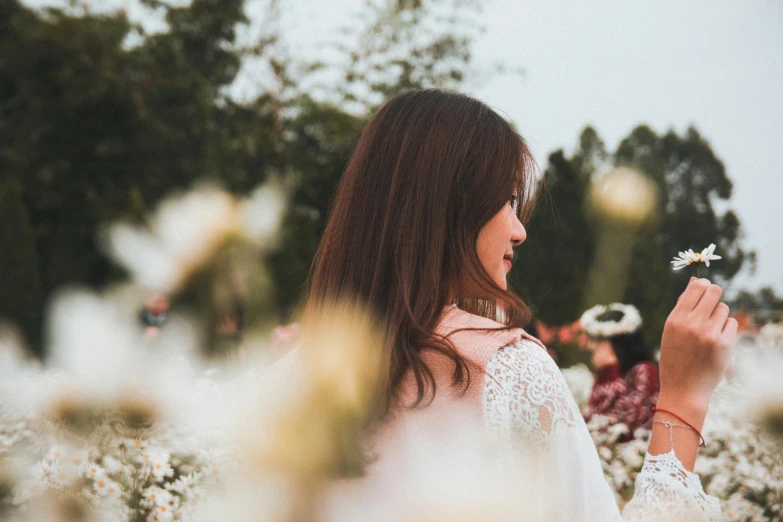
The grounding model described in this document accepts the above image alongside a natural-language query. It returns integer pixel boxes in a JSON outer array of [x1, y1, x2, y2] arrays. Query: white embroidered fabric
[[483, 339, 723, 522], [483, 336, 578, 452]]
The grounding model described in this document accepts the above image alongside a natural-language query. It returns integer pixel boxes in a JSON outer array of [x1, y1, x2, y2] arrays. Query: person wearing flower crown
[[580, 303, 659, 437]]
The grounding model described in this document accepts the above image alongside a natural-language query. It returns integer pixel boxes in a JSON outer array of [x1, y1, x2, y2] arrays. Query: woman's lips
[[503, 254, 513, 269]]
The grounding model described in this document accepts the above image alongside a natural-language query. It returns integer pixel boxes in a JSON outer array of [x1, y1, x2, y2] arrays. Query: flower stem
[[697, 265, 701, 278]]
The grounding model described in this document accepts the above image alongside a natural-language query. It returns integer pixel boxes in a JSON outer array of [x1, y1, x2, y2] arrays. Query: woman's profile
[[305, 89, 735, 520]]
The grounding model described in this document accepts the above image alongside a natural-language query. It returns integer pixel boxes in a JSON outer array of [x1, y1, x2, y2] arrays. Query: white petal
[[105, 224, 180, 291], [241, 185, 285, 244], [154, 188, 238, 263], [48, 290, 142, 398]]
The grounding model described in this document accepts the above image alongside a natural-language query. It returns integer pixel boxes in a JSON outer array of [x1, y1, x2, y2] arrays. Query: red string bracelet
[[651, 407, 706, 447]]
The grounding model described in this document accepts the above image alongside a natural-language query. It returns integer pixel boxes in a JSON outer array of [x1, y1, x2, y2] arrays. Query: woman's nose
[[511, 218, 526, 247]]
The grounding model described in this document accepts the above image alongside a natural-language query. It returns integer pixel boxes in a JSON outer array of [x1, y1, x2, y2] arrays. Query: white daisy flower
[[671, 243, 722, 272], [46, 446, 65, 462], [93, 476, 120, 497], [142, 449, 174, 481], [101, 455, 124, 475], [82, 462, 106, 480], [142, 486, 173, 509], [153, 501, 175, 522]]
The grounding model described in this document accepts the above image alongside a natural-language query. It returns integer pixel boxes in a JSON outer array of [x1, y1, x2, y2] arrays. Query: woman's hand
[[657, 277, 738, 426]]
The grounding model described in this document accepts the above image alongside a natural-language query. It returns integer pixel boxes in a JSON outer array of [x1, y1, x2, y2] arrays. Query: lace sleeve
[[483, 338, 579, 452], [482, 340, 723, 522], [623, 451, 723, 521]]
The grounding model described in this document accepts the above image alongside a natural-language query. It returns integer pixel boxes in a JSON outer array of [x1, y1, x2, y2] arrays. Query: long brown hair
[[307, 89, 538, 414]]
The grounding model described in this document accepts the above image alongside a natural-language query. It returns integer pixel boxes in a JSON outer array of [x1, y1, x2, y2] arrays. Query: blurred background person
[[139, 293, 170, 341], [580, 303, 659, 437]]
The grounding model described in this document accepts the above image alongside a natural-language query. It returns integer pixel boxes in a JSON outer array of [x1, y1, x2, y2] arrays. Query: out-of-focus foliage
[[0, 0, 481, 355], [513, 126, 754, 347], [0, 179, 44, 350]]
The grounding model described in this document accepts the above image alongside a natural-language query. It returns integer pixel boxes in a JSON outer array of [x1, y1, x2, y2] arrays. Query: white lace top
[[483, 339, 723, 521]]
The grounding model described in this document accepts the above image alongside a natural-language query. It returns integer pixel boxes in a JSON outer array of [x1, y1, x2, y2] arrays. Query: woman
[[307, 89, 735, 520], [581, 303, 660, 436]]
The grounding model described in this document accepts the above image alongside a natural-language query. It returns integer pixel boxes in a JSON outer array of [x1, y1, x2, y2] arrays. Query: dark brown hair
[[307, 89, 538, 414]]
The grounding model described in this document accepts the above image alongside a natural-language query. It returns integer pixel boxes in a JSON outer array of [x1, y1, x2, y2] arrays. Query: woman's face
[[476, 197, 527, 290]]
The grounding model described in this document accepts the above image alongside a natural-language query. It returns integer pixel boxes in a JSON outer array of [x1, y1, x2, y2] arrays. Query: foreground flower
[[671, 243, 722, 276], [105, 184, 285, 293]]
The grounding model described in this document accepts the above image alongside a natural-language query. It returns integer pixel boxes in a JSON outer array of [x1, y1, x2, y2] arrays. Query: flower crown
[[579, 303, 642, 338]]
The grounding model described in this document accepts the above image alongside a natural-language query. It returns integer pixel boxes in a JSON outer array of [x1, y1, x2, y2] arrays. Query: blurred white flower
[[759, 322, 783, 350], [241, 184, 286, 245], [93, 475, 121, 498], [47, 289, 143, 401], [143, 485, 172, 505], [561, 364, 594, 410], [146, 449, 174, 482], [105, 184, 284, 293], [83, 462, 106, 480], [0, 322, 34, 375], [671, 243, 722, 270]]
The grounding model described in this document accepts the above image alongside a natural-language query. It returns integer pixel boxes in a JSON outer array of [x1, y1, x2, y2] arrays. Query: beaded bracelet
[[651, 406, 706, 447]]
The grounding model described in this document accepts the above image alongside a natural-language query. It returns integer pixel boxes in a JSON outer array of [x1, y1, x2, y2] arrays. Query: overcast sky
[[24, 0, 783, 293]]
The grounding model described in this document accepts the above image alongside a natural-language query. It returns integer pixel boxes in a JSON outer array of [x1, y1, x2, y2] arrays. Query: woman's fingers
[[693, 282, 723, 318], [710, 302, 730, 335], [722, 316, 738, 338], [675, 277, 710, 312]]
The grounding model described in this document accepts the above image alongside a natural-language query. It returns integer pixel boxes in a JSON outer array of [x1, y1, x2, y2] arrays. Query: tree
[[511, 127, 605, 324]]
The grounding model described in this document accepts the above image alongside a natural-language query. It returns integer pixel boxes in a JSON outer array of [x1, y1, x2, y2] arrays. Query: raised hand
[[657, 277, 738, 423]]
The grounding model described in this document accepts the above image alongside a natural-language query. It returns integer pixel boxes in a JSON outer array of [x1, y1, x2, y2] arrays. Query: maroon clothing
[[585, 362, 659, 436]]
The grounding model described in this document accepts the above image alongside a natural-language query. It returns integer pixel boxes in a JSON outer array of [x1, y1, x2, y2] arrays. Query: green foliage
[[0, 0, 482, 351], [0, 179, 44, 353], [511, 127, 604, 324]]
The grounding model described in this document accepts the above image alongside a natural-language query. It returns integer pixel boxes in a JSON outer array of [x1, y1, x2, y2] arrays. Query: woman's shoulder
[[435, 306, 547, 357]]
